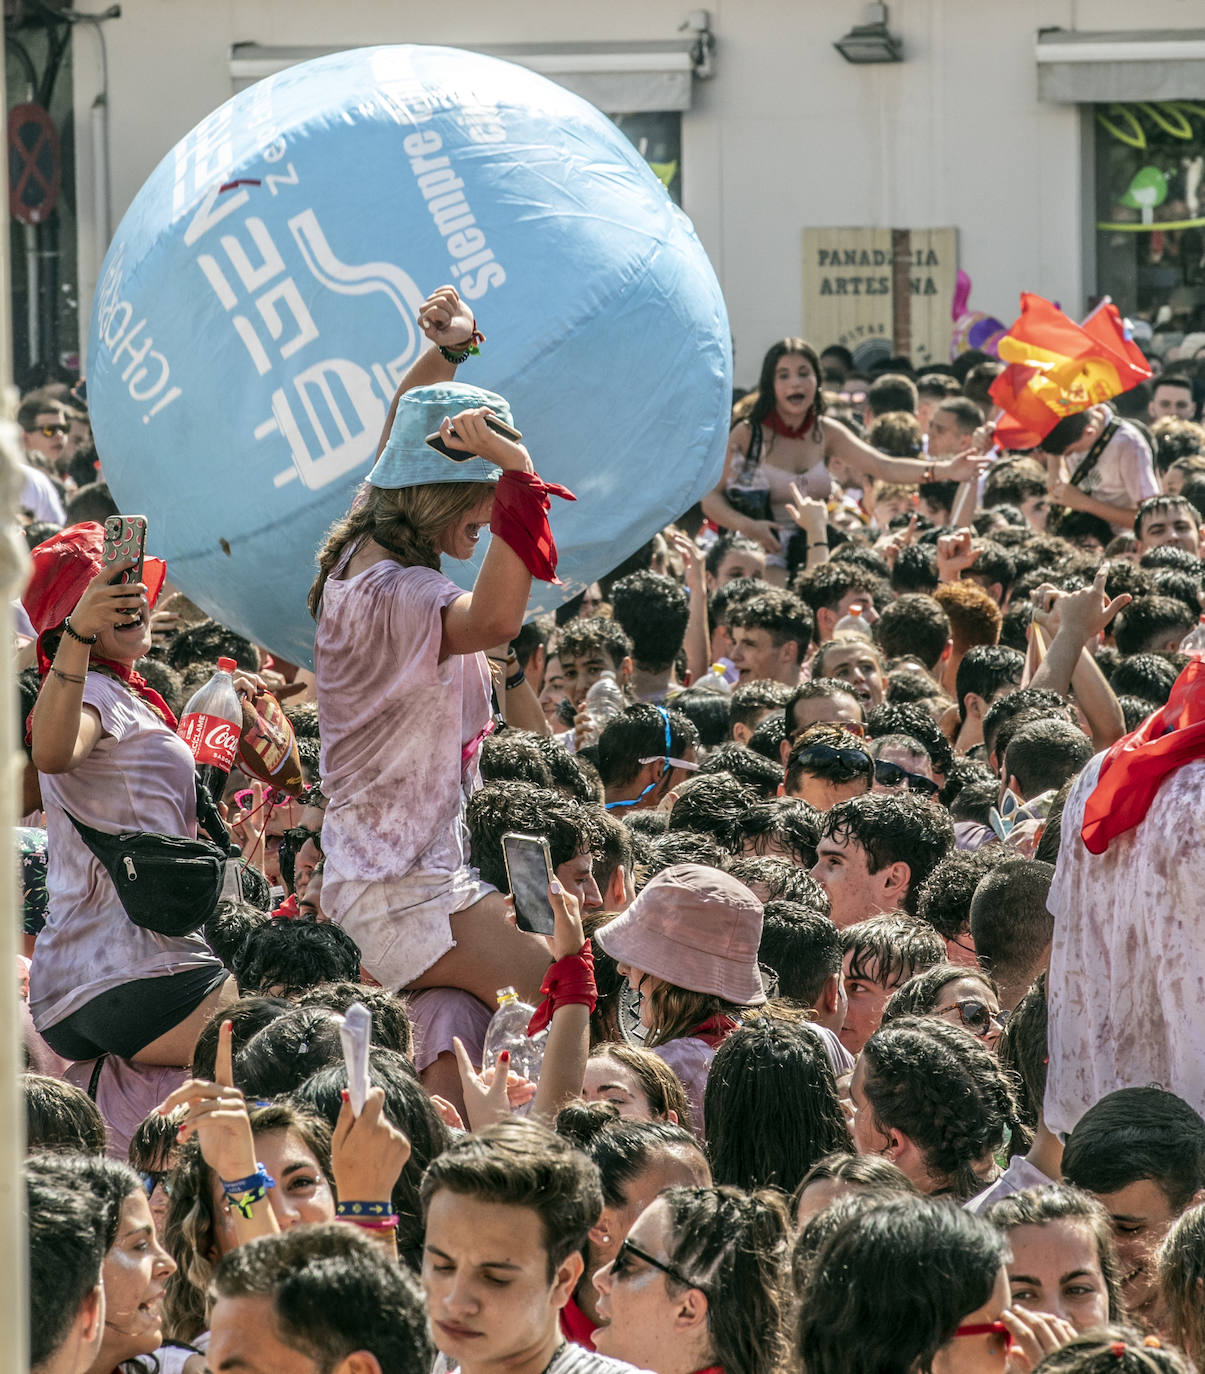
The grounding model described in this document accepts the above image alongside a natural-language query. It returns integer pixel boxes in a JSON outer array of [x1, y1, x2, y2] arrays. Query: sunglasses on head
[[792, 743, 872, 775], [611, 1237, 707, 1293], [873, 759, 939, 797], [791, 720, 865, 741], [607, 706, 690, 810], [936, 998, 1002, 1039], [953, 1321, 1013, 1352]]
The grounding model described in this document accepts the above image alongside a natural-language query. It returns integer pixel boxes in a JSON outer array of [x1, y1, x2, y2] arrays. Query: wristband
[[336, 1200, 395, 1217], [527, 943, 598, 1036], [809, 542, 829, 549], [62, 616, 98, 645], [505, 668, 526, 690], [221, 1163, 276, 1198], [437, 320, 485, 364], [227, 1184, 269, 1219], [343, 1214, 400, 1230]]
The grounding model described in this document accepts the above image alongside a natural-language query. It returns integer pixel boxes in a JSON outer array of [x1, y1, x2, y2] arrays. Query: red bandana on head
[[22, 522, 177, 743], [1081, 658, 1205, 854]]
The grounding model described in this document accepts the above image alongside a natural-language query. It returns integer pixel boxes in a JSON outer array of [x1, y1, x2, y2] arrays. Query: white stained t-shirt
[[31, 674, 218, 1030], [19, 463, 66, 524], [315, 559, 492, 887], [1076, 412, 1158, 520], [1045, 751, 1205, 1138]]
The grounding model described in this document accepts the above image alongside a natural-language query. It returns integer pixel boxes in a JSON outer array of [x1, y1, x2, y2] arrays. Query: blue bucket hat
[[367, 381, 515, 489]]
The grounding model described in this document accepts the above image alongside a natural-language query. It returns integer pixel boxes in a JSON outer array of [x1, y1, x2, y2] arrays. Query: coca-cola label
[[179, 712, 241, 770]]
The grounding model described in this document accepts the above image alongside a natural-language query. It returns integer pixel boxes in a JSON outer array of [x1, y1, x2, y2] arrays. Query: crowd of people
[[14, 282, 1205, 1374]]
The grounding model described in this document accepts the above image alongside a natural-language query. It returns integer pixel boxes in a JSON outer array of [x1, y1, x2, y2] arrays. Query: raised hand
[[418, 285, 477, 350]]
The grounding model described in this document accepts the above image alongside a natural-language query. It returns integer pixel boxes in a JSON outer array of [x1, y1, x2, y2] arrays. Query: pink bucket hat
[[595, 863, 766, 1006]]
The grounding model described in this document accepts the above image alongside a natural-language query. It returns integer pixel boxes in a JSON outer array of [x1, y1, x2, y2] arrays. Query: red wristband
[[527, 943, 597, 1036], [489, 469, 576, 584]]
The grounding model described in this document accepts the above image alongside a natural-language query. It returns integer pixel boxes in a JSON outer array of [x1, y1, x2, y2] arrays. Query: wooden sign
[[802, 227, 959, 370]]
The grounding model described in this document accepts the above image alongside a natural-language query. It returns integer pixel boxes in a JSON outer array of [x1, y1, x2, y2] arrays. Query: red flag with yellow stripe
[[988, 293, 1151, 449]]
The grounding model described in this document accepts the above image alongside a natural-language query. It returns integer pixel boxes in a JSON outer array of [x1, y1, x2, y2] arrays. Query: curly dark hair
[[610, 570, 690, 673], [865, 701, 954, 778], [729, 798, 821, 868], [819, 792, 954, 915], [860, 1017, 1031, 1199], [873, 594, 950, 673], [698, 743, 785, 799], [879, 961, 998, 1027], [664, 772, 756, 850], [705, 1020, 851, 1195], [914, 848, 1008, 941], [556, 615, 633, 671], [465, 781, 601, 890], [1027, 1328, 1192, 1374]]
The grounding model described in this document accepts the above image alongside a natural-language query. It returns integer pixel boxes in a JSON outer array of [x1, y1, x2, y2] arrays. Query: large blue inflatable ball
[[88, 45, 731, 665]]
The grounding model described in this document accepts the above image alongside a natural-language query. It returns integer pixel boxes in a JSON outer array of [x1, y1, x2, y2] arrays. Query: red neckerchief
[[560, 1295, 599, 1349], [1081, 657, 1205, 854], [272, 893, 300, 919], [27, 638, 180, 747], [763, 407, 815, 439], [691, 1013, 739, 1049]]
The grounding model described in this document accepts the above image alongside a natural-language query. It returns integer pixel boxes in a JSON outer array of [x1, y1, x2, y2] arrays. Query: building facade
[[28, 0, 1205, 383]]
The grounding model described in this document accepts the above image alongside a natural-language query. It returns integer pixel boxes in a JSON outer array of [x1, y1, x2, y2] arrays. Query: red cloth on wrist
[[490, 469, 576, 583], [527, 942, 596, 1036]]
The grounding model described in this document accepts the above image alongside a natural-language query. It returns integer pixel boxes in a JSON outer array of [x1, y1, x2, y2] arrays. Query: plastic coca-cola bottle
[[178, 656, 243, 799]]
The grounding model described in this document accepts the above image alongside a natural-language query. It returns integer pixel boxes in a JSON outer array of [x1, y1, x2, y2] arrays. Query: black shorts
[[41, 963, 229, 1061]]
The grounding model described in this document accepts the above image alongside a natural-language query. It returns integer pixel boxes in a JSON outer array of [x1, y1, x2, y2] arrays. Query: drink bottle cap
[[496, 986, 517, 1004], [218, 657, 237, 673]]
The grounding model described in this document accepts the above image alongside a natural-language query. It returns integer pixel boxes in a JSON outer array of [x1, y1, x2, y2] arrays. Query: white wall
[[71, 0, 1204, 383]]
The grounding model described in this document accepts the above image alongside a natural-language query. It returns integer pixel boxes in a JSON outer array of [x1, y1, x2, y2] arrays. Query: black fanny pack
[[63, 782, 233, 939]]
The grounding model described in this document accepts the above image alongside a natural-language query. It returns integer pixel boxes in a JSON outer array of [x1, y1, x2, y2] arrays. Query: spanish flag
[[989, 294, 1151, 449]]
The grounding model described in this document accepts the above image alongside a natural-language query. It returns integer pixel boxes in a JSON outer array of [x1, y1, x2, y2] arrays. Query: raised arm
[[826, 417, 990, 487], [438, 410, 537, 659], [375, 285, 480, 459]]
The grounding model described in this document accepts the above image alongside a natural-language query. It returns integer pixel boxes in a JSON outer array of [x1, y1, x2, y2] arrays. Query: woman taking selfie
[[311, 284, 571, 1006], [23, 524, 244, 1064]]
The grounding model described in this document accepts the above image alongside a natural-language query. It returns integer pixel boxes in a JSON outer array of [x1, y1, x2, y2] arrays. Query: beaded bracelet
[[62, 616, 97, 645], [437, 321, 485, 365]]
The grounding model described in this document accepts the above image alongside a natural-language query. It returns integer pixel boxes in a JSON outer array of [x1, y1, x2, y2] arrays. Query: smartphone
[[102, 515, 147, 585], [339, 1001, 372, 1117], [501, 831, 558, 937], [425, 412, 523, 461]]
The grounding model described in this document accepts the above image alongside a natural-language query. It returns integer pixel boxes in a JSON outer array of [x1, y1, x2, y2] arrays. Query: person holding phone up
[[309, 284, 573, 1008], [22, 523, 260, 1065]]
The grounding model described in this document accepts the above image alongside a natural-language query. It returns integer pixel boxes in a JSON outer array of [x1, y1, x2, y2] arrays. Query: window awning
[[230, 40, 698, 112], [1037, 27, 1205, 102]]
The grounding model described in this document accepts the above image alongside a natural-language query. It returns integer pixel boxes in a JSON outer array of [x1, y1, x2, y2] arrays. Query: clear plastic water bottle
[[1180, 614, 1205, 657], [178, 657, 243, 798], [832, 603, 874, 640], [482, 987, 546, 1081], [585, 670, 625, 724]]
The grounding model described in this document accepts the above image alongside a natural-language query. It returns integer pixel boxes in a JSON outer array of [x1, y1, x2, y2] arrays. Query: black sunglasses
[[873, 760, 939, 797], [611, 1237, 707, 1293], [792, 743, 872, 775], [935, 998, 1001, 1038]]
